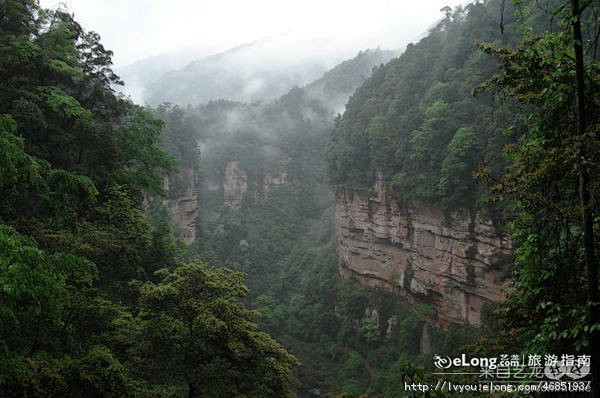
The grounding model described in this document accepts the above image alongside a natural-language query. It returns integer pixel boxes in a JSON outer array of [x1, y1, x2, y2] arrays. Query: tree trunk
[[570, 1, 599, 396]]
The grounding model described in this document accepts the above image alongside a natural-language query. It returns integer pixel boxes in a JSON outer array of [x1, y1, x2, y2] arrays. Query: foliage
[[0, 1, 298, 396], [116, 105, 176, 197], [324, 0, 523, 213], [475, 19, 600, 356], [136, 261, 299, 397]]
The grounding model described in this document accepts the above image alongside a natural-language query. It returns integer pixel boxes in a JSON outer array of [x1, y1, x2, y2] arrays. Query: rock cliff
[[262, 158, 289, 193], [221, 160, 289, 210], [223, 161, 248, 210], [335, 176, 511, 326], [156, 165, 199, 245]]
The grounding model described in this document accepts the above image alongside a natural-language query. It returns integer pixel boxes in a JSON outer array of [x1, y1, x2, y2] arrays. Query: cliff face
[[335, 176, 511, 326], [262, 158, 289, 193], [161, 165, 199, 245], [223, 161, 248, 210], [221, 160, 289, 210]]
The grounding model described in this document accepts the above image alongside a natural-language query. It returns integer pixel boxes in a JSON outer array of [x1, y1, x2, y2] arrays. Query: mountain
[[323, 0, 521, 326], [131, 35, 395, 107], [304, 48, 398, 113], [153, 47, 401, 394], [157, 47, 396, 243], [115, 47, 214, 103]]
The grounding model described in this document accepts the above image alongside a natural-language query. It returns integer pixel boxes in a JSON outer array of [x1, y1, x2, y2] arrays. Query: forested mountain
[[0, 1, 297, 396], [137, 37, 394, 107], [148, 48, 396, 248], [323, 0, 600, 394], [161, 46, 452, 396], [319, 1, 522, 333], [2, 0, 599, 396], [324, 1, 523, 213]]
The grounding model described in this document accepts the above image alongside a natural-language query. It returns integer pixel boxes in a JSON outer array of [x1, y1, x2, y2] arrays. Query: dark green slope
[[0, 2, 298, 396], [324, 0, 523, 212]]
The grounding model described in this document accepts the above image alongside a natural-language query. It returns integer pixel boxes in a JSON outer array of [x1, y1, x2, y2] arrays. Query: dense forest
[[1, 0, 599, 397], [0, 1, 297, 396], [324, 0, 600, 394]]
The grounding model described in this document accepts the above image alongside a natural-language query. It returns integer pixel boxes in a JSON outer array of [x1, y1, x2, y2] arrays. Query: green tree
[[116, 105, 176, 197], [475, 1, 600, 391], [0, 3, 191, 396], [136, 261, 299, 398], [0, 224, 97, 392], [437, 127, 481, 209]]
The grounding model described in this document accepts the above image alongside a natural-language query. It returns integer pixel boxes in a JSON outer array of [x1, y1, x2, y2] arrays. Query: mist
[[39, 0, 466, 66], [39, 0, 468, 104], [5, 0, 592, 396]]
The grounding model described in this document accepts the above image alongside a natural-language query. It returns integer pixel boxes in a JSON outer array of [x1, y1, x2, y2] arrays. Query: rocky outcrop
[[335, 176, 511, 327], [223, 161, 248, 210], [166, 188, 199, 245], [262, 158, 289, 193], [147, 165, 199, 245], [221, 159, 289, 209]]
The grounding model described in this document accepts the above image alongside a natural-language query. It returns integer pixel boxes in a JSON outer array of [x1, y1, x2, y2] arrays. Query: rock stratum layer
[[220, 160, 289, 210], [335, 178, 512, 327], [162, 166, 199, 245]]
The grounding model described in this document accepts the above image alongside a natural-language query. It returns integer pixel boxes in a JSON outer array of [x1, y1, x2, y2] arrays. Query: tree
[[569, 0, 599, 392], [0, 224, 97, 392], [437, 127, 481, 209], [115, 104, 176, 197], [0, 3, 192, 395], [136, 261, 299, 398], [476, 1, 600, 392]]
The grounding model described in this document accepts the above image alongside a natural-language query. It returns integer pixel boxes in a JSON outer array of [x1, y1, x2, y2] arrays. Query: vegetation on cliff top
[[324, 0, 521, 212], [474, 0, 600, 390]]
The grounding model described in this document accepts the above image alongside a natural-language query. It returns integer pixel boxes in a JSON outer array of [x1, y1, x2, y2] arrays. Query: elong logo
[[433, 354, 498, 370]]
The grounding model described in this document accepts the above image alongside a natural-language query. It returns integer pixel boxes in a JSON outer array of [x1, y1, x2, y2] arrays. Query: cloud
[[39, 0, 468, 67]]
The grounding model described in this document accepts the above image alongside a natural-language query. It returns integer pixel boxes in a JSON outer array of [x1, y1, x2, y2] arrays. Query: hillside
[[3, 0, 599, 396], [137, 37, 395, 106], [324, 0, 600, 392]]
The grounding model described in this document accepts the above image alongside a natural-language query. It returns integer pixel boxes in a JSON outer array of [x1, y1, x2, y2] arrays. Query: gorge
[[145, 4, 527, 394], [3, 0, 597, 396]]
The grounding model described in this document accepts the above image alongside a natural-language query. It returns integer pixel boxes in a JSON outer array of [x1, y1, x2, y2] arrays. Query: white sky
[[39, 0, 468, 67]]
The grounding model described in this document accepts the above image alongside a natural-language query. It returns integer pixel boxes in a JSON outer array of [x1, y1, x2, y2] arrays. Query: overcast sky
[[38, 0, 468, 67]]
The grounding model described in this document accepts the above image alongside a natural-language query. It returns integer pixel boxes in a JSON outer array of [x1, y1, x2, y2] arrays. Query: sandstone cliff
[[223, 161, 248, 210], [335, 176, 511, 326], [220, 159, 289, 210], [262, 158, 289, 193], [156, 165, 199, 245]]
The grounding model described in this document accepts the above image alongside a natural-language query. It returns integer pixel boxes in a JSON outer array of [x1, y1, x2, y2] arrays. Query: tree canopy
[[0, 1, 298, 396]]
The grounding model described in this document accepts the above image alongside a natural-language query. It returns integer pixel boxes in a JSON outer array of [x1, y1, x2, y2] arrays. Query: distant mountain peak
[[117, 35, 400, 107]]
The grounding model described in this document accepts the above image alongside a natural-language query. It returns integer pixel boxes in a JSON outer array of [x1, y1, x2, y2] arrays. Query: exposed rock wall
[[223, 161, 248, 210], [147, 165, 199, 245], [335, 176, 511, 326], [262, 158, 289, 193], [165, 190, 199, 245], [221, 159, 289, 209]]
